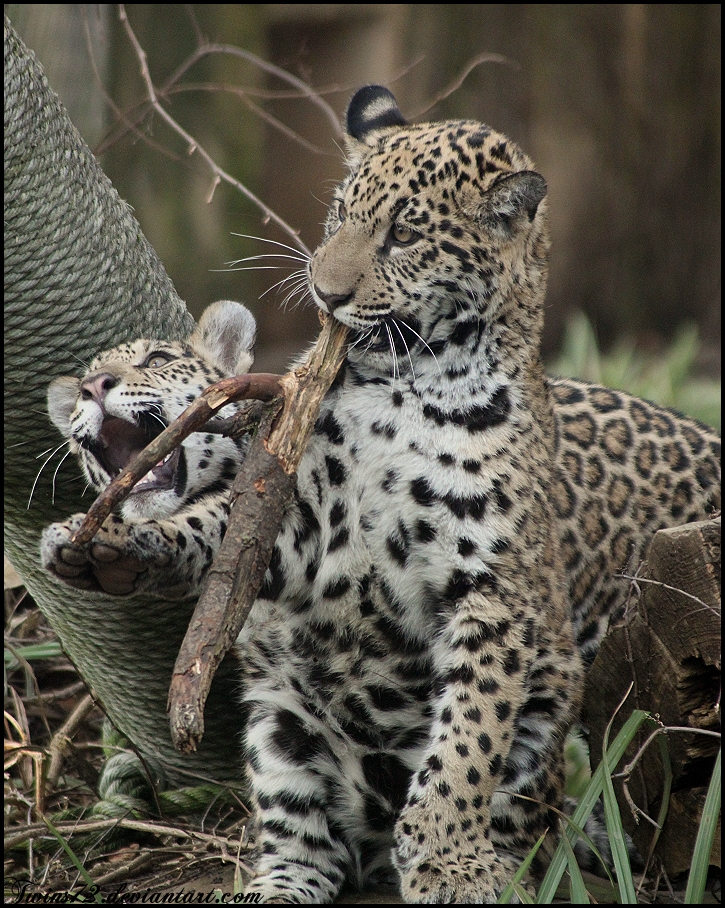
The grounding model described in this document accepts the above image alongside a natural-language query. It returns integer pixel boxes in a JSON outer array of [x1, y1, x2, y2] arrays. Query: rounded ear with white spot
[[189, 300, 257, 376], [345, 85, 408, 166], [47, 376, 81, 437], [474, 171, 547, 240]]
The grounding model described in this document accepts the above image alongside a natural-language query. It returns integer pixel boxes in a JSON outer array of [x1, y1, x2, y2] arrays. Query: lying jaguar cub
[[43, 87, 720, 903], [41, 300, 256, 599]]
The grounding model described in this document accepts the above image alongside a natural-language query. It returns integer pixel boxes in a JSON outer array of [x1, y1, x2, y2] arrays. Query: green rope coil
[[4, 15, 245, 788]]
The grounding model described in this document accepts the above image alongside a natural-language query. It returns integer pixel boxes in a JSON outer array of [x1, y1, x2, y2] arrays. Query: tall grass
[[550, 312, 721, 431]]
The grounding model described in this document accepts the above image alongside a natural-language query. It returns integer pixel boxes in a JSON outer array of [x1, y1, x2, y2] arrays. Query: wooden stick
[[168, 315, 349, 751], [70, 374, 283, 547], [265, 317, 351, 473]]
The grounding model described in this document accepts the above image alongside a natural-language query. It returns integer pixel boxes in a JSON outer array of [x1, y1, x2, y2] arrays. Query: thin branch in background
[[86, 7, 345, 179], [84, 8, 523, 262], [161, 42, 343, 140], [117, 4, 311, 254], [162, 83, 330, 155], [225, 52, 428, 103], [81, 10, 183, 164], [411, 52, 522, 119]]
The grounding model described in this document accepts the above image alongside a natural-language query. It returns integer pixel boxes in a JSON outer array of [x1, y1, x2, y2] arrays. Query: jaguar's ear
[[345, 85, 407, 164], [473, 171, 547, 240], [190, 300, 256, 376], [47, 376, 81, 437]]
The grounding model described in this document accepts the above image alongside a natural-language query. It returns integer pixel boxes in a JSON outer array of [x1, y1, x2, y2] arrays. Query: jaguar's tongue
[[98, 417, 149, 474]]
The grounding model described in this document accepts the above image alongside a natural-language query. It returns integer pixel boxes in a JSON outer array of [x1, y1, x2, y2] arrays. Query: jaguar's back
[[549, 377, 719, 664]]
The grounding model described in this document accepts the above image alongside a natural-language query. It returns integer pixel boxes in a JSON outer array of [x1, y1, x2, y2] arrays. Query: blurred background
[[8, 4, 720, 420]]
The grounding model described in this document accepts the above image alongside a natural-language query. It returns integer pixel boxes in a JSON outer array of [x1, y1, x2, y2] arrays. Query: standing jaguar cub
[[41, 300, 256, 599], [236, 87, 719, 903], [40, 87, 719, 904]]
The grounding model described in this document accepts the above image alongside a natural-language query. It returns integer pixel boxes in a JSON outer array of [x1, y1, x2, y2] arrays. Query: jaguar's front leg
[[393, 589, 533, 904], [41, 510, 217, 599], [241, 691, 354, 904]]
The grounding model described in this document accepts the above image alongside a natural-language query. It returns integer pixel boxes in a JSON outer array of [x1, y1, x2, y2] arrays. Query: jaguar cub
[[40, 87, 720, 904], [41, 300, 256, 599], [236, 87, 719, 903]]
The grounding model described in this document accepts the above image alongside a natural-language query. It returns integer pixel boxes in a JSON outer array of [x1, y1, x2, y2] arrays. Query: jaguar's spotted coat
[[40, 88, 720, 903], [237, 87, 719, 903]]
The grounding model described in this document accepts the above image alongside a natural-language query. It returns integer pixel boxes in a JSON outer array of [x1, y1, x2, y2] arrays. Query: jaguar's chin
[[349, 315, 426, 359]]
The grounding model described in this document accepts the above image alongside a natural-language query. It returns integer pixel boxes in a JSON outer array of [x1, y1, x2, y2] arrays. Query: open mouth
[[88, 411, 182, 494]]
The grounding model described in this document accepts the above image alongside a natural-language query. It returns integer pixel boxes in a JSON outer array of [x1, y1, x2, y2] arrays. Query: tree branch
[[69, 313, 349, 752], [70, 373, 283, 547], [168, 315, 349, 751], [117, 4, 312, 253]]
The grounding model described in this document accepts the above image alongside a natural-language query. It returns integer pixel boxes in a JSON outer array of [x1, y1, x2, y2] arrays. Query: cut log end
[[583, 517, 721, 875]]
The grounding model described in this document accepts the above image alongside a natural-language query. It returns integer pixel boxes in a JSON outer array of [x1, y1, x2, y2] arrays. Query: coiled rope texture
[[4, 17, 245, 789]]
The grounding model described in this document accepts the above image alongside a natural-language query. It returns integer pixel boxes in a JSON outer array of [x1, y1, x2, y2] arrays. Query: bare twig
[[161, 42, 343, 140], [46, 693, 97, 789], [168, 315, 349, 751], [117, 5, 311, 253], [411, 52, 521, 118], [162, 83, 329, 155], [70, 373, 282, 547], [616, 572, 720, 617], [617, 725, 722, 781], [66, 312, 348, 754], [6, 815, 245, 851]]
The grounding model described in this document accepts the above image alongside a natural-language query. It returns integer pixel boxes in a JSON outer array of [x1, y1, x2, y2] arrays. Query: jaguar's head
[[309, 86, 550, 377], [47, 301, 256, 520]]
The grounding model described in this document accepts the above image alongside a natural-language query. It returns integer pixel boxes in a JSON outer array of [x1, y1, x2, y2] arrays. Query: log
[[583, 517, 721, 875]]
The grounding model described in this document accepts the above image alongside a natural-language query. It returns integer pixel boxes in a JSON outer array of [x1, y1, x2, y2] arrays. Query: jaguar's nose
[[80, 373, 119, 405]]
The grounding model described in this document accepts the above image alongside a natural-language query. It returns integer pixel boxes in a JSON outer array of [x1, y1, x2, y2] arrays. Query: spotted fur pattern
[[39, 88, 720, 904], [236, 87, 720, 903], [40, 301, 256, 599]]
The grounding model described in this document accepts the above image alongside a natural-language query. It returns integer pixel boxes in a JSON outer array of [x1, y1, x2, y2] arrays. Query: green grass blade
[[42, 814, 103, 902], [639, 730, 672, 871], [5, 641, 65, 670], [561, 830, 590, 903], [497, 832, 546, 904], [601, 723, 636, 903], [558, 813, 615, 885], [549, 312, 721, 430], [684, 748, 721, 904], [535, 709, 650, 902]]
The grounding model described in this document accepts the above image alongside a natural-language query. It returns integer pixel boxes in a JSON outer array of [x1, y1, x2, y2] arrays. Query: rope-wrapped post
[[4, 16, 243, 789]]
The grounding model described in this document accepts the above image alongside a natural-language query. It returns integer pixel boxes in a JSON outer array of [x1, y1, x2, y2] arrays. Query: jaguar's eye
[[328, 200, 346, 237], [144, 352, 172, 368], [389, 223, 420, 247]]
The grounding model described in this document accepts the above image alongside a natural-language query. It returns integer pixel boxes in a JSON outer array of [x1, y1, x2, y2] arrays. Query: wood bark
[[168, 315, 349, 750], [583, 517, 721, 875]]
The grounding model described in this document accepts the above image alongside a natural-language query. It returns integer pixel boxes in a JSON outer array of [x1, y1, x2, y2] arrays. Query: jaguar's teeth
[[139, 453, 171, 484]]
